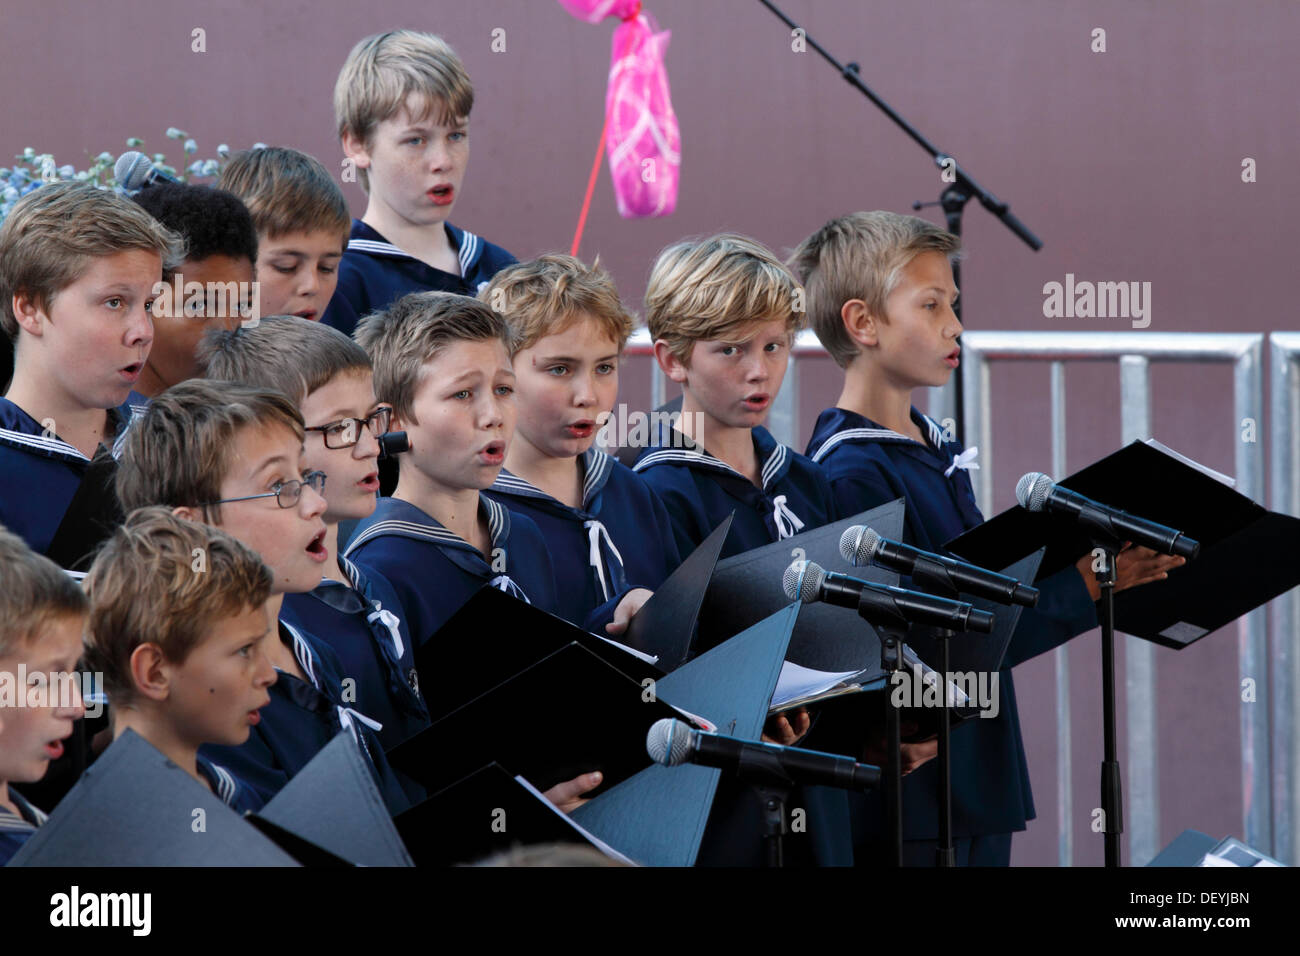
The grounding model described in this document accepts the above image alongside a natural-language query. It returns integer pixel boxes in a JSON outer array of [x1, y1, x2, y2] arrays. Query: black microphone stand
[[852, 608, 908, 867], [906, 557, 969, 868], [755, 0, 1043, 441], [1077, 513, 1125, 867]]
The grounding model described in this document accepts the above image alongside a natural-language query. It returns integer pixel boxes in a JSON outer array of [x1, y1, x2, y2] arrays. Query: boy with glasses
[[200, 315, 429, 749], [115, 379, 417, 811]]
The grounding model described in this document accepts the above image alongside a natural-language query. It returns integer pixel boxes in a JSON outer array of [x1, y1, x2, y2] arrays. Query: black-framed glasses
[[304, 407, 393, 449], [205, 470, 327, 509]]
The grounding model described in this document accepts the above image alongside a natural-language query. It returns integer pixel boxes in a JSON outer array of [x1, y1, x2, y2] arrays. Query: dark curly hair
[[132, 182, 258, 267]]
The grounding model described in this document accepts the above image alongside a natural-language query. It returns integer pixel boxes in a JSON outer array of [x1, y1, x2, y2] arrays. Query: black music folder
[[388, 639, 694, 796], [394, 762, 631, 867], [696, 500, 907, 669], [622, 515, 732, 669], [946, 440, 1300, 648], [414, 586, 663, 730], [570, 602, 800, 867]]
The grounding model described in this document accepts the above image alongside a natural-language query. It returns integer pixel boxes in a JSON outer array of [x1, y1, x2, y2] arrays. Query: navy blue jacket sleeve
[[1001, 564, 1099, 667]]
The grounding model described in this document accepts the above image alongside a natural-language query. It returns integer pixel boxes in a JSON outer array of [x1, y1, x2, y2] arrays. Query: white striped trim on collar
[[808, 427, 909, 463], [0, 792, 47, 830], [208, 763, 237, 806], [347, 229, 483, 274], [345, 500, 507, 556], [492, 451, 613, 511], [345, 519, 464, 555], [347, 238, 411, 259], [0, 402, 144, 463], [111, 403, 148, 459], [0, 425, 88, 461], [582, 449, 613, 503], [759, 443, 787, 488], [919, 413, 946, 449], [483, 495, 506, 543], [458, 230, 480, 274], [282, 620, 319, 690], [490, 474, 541, 496], [635, 442, 788, 492], [337, 554, 364, 591]]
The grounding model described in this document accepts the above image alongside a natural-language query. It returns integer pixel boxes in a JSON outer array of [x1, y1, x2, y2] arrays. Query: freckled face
[[679, 317, 791, 431], [511, 316, 620, 459], [397, 340, 516, 493]]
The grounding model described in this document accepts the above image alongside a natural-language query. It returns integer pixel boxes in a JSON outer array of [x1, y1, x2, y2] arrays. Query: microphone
[[839, 525, 1038, 607], [647, 718, 880, 792], [783, 559, 995, 633], [114, 151, 180, 192], [1016, 473, 1200, 560]]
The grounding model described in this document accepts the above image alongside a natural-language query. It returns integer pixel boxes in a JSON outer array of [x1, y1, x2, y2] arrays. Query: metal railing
[[1270, 332, 1300, 866], [942, 331, 1267, 867], [621, 327, 1292, 865]]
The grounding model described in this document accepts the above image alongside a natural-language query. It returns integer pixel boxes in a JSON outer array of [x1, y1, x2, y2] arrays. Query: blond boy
[[0, 182, 182, 565], [328, 30, 516, 335]]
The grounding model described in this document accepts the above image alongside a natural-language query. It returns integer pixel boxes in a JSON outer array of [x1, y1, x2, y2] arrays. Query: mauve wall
[[5, 0, 1295, 865]]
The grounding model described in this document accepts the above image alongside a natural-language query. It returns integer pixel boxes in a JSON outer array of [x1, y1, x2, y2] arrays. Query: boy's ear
[[340, 131, 372, 170], [12, 291, 47, 336], [841, 298, 881, 349], [171, 505, 200, 523], [653, 339, 690, 385], [127, 643, 171, 703]]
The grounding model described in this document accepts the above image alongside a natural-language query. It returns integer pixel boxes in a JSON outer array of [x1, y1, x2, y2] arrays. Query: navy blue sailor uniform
[[0, 393, 146, 561], [806, 405, 1098, 864], [281, 555, 429, 751], [200, 620, 418, 815], [0, 393, 146, 814], [195, 754, 264, 814], [322, 220, 517, 336], [343, 494, 558, 653], [0, 789, 47, 866], [631, 425, 836, 560], [485, 447, 682, 632]]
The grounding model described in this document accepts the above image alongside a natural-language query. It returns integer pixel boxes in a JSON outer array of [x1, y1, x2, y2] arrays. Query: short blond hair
[[0, 524, 87, 659], [481, 254, 635, 356], [335, 30, 474, 192], [217, 147, 351, 242], [0, 182, 184, 343], [354, 292, 512, 426], [116, 380, 305, 524], [199, 315, 371, 403], [786, 211, 962, 368], [645, 233, 804, 364], [83, 507, 272, 709]]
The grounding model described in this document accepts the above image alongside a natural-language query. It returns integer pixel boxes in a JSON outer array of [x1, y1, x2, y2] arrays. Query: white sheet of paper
[[1144, 438, 1236, 488], [770, 660, 864, 710]]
